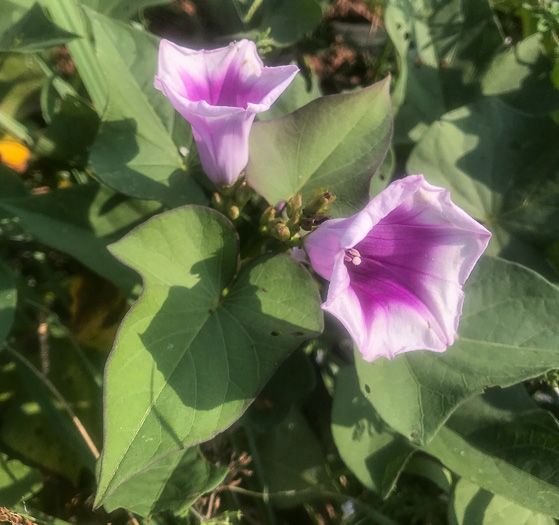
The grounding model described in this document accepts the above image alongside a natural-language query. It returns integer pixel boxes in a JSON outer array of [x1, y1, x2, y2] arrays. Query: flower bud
[[228, 205, 240, 220], [286, 192, 303, 218], [260, 206, 277, 227], [234, 181, 253, 208], [303, 190, 336, 216], [270, 223, 291, 242]]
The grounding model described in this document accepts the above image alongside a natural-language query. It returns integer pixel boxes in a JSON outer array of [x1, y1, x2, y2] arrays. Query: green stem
[[228, 485, 400, 525], [244, 0, 265, 24], [243, 426, 278, 525]]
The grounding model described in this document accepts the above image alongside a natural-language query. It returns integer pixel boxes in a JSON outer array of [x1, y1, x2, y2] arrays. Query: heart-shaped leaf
[[246, 78, 392, 217], [95, 205, 323, 508]]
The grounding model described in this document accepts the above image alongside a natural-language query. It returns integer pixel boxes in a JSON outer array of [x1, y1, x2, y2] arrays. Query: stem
[[228, 485, 400, 525], [244, 0, 265, 24], [188, 506, 205, 523], [2, 344, 100, 460]]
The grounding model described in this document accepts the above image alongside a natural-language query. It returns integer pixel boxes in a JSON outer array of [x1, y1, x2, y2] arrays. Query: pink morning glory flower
[[154, 39, 298, 186], [305, 175, 491, 362]]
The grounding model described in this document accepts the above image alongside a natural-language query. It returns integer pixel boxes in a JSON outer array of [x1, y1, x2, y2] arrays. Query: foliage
[[0, 0, 557, 524]]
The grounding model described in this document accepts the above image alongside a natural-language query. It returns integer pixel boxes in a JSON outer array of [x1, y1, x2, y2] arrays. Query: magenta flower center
[[181, 71, 251, 108], [343, 203, 450, 341]]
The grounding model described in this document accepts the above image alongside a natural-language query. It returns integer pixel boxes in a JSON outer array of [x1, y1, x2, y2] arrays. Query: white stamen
[[345, 248, 363, 266]]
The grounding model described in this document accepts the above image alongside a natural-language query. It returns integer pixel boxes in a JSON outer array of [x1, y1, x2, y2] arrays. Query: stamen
[[344, 248, 362, 266]]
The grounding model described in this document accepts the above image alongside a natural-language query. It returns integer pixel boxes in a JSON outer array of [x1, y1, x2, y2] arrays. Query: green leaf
[[258, 0, 322, 47], [407, 98, 558, 274], [0, 263, 16, 344], [101, 447, 227, 516], [246, 78, 393, 217], [258, 73, 322, 121], [481, 34, 559, 115], [0, 454, 42, 506], [449, 478, 555, 525], [1, 401, 86, 483], [0, 109, 33, 145], [331, 366, 414, 497], [95, 205, 323, 508], [0, 0, 34, 35], [87, 11, 205, 207], [82, 0, 172, 19], [0, 184, 161, 292], [0, 53, 45, 121], [0, 2, 76, 53], [404, 455, 452, 494], [0, 164, 28, 199], [385, 0, 503, 143], [86, 10, 174, 131], [369, 147, 394, 199], [243, 347, 316, 430], [45, 0, 108, 111], [251, 407, 333, 507], [356, 257, 559, 445], [1, 333, 102, 484], [35, 94, 100, 166], [424, 387, 559, 517], [4, 344, 98, 478]]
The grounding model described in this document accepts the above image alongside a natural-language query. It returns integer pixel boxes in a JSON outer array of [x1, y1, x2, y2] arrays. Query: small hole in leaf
[[261, 287, 268, 292], [364, 384, 371, 394], [291, 331, 304, 336], [271, 330, 282, 336], [379, 174, 385, 181]]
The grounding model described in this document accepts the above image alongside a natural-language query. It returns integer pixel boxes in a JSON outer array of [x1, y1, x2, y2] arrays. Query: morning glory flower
[[305, 175, 491, 362], [154, 39, 298, 186]]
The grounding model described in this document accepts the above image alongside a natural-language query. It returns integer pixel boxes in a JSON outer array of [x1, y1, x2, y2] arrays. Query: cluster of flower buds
[[259, 189, 339, 244], [211, 178, 253, 221]]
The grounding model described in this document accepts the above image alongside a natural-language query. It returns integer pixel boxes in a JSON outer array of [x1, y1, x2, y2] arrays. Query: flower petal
[[155, 39, 298, 186], [305, 175, 491, 362], [189, 111, 256, 186]]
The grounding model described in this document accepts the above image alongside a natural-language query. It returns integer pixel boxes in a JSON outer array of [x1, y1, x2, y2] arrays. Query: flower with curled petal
[[305, 175, 491, 362], [155, 39, 298, 186]]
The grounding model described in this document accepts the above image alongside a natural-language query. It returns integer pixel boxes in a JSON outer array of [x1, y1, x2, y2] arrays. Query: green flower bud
[[303, 190, 336, 216], [228, 205, 240, 220], [260, 206, 277, 227], [270, 222, 291, 242], [286, 192, 303, 218]]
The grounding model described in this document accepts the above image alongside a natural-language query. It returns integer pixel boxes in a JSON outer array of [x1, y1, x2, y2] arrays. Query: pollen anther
[[345, 248, 362, 266]]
